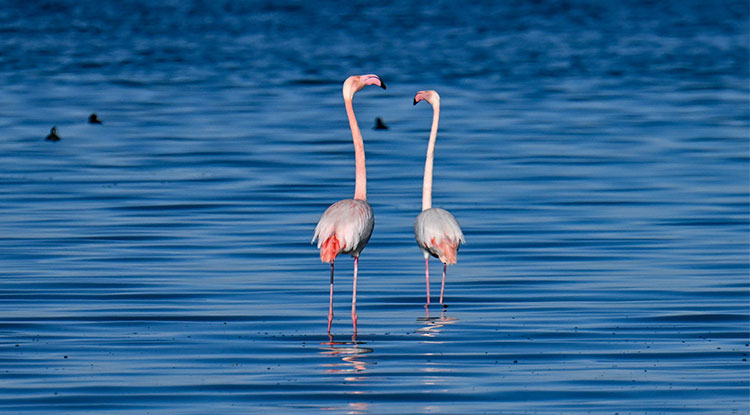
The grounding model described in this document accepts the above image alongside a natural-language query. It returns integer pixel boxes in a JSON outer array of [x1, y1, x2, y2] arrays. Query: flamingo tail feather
[[320, 235, 341, 263]]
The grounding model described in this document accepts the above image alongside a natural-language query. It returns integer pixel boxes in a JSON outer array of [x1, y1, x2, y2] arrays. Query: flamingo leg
[[328, 261, 334, 334], [425, 257, 431, 305], [440, 263, 447, 305], [352, 256, 359, 335]]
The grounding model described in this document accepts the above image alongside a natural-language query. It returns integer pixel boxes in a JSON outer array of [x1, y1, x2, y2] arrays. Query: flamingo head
[[413, 90, 440, 107], [343, 74, 386, 100]]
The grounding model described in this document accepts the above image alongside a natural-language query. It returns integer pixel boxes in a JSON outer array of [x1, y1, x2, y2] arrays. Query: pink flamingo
[[313, 74, 386, 334], [413, 90, 465, 306]]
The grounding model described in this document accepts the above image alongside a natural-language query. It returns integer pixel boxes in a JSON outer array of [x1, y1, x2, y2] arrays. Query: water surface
[[0, 1, 748, 414]]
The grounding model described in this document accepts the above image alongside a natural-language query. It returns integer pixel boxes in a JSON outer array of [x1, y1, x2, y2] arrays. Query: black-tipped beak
[[380, 80, 387, 90], [413, 98, 418, 105]]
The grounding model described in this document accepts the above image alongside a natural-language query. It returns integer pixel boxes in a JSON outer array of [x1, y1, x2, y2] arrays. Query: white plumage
[[414, 207, 464, 263], [313, 198, 374, 259]]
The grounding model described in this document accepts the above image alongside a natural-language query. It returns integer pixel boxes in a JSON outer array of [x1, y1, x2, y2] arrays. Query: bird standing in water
[[313, 74, 386, 335], [413, 90, 465, 306]]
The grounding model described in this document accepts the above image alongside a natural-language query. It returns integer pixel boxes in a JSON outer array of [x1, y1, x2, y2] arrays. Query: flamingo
[[313, 74, 386, 335], [413, 90, 465, 306]]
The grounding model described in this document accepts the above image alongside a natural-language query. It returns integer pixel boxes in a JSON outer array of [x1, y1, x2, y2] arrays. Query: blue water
[[1, 1, 748, 414]]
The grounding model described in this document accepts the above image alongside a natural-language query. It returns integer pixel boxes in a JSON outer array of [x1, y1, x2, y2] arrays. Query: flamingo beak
[[413, 92, 426, 105], [362, 75, 386, 90]]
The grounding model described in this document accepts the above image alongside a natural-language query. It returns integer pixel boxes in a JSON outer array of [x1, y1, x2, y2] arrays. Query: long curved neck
[[422, 105, 439, 211], [345, 98, 367, 201]]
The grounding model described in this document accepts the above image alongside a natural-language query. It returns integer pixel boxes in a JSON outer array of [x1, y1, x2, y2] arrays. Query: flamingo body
[[415, 207, 464, 264], [313, 198, 374, 263]]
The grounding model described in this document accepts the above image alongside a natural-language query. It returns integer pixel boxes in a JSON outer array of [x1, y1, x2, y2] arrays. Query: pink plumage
[[312, 74, 385, 335], [319, 235, 341, 263]]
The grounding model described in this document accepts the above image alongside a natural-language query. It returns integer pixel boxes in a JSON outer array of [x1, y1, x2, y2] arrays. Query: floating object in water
[[45, 127, 61, 142], [374, 117, 388, 130], [89, 113, 102, 124]]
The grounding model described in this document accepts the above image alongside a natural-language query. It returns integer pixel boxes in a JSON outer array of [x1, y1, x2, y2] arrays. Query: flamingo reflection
[[319, 335, 373, 414], [417, 306, 458, 337], [320, 334, 373, 378]]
